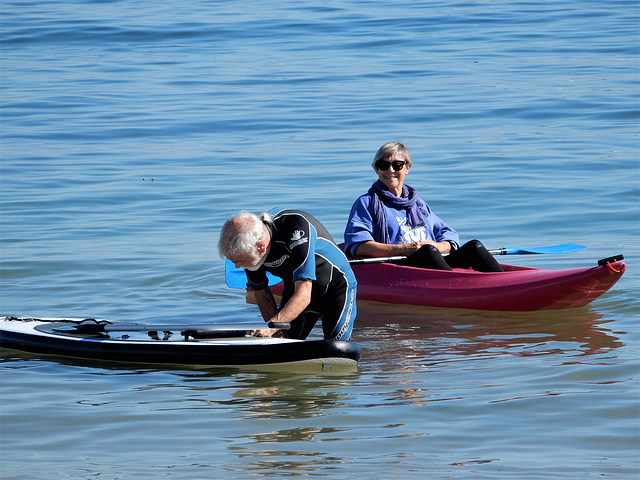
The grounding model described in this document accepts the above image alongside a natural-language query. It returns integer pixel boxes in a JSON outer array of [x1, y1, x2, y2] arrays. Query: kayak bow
[[268, 256, 626, 311]]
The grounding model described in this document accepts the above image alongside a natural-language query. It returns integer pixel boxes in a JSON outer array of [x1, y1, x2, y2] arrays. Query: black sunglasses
[[376, 160, 407, 171]]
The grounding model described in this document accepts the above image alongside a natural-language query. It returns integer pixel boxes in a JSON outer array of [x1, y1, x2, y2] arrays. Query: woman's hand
[[414, 239, 452, 254], [355, 240, 451, 257]]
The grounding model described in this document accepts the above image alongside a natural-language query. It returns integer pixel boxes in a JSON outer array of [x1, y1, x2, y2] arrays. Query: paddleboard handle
[[597, 254, 624, 266], [267, 322, 291, 329]]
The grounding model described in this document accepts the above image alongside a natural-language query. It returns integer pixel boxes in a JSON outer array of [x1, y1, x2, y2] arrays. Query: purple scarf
[[368, 180, 429, 244]]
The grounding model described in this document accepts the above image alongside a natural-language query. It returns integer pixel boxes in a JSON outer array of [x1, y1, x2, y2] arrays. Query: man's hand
[[251, 328, 285, 338]]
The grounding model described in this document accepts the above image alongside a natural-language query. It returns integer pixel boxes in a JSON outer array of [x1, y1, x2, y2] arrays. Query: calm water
[[1, 0, 639, 478]]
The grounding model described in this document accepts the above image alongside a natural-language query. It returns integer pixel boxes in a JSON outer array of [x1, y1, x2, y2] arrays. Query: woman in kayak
[[344, 141, 503, 272]]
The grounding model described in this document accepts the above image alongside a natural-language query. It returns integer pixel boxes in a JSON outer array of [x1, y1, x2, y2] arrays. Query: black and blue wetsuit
[[244, 209, 357, 341]]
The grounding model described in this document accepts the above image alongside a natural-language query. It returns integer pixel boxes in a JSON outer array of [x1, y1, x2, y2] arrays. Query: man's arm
[[252, 279, 313, 337], [270, 279, 313, 323], [253, 287, 279, 321]]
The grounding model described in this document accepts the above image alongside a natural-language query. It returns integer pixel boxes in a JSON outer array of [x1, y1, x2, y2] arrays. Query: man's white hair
[[218, 211, 272, 258]]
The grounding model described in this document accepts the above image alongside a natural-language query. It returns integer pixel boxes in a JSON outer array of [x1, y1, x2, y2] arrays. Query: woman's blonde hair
[[372, 141, 412, 169]]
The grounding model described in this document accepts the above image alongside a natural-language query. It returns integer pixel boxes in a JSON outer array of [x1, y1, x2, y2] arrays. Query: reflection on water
[[0, 297, 627, 464], [1, 352, 361, 419], [0, 302, 631, 479], [233, 425, 342, 443], [356, 306, 623, 377], [244, 291, 623, 368], [224, 373, 359, 420], [230, 446, 349, 475]]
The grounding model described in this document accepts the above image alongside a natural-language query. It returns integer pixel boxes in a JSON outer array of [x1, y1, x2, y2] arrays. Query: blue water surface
[[1, 1, 638, 479]]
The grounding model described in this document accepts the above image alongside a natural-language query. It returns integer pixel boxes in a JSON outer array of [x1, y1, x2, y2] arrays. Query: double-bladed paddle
[[224, 243, 586, 288]]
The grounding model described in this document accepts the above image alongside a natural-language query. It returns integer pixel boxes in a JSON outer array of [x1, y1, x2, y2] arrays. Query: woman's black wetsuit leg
[[445, 240, 504, 272]]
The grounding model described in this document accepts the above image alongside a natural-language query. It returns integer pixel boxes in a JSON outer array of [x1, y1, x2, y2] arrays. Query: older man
[[219, 208, 357, 340]]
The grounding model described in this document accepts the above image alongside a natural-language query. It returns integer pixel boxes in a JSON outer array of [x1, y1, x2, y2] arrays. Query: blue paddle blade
[[224, 259, 281, 288], [493, 243, 587, 255]]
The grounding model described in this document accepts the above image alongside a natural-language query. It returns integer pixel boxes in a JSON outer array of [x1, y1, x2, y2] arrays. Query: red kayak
[[270, 256, 626, 311]]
